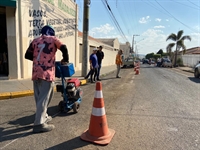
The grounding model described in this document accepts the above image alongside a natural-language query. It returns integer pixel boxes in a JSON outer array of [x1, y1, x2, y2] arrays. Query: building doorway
[[0, 6, 8, 77]]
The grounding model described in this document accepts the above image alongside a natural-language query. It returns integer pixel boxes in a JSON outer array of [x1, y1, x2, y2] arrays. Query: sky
[[76, 0, 200, 55]]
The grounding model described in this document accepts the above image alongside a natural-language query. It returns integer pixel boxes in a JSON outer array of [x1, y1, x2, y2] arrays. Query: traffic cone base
[[81, 128, 115, 145], [80, 82, 115, 145]]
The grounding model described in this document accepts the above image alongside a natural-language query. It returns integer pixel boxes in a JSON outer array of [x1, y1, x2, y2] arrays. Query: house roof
[[184, 47, 200, 54], [95, 38, 116, 46], [78, 31, 100, 43]]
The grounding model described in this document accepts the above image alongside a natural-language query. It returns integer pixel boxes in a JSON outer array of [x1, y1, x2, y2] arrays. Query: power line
[[154, 0, 200, 33], [101, 0, 128, 42], [171, 0, 200, 10], [187, 0, 200, 9]]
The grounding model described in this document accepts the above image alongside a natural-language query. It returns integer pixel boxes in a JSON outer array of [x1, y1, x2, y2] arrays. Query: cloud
[[135, 29, 168, 54], [154, 25, 165, 29], [139, 16, 151, 24], [155, 18, 161, 22], [141, 29, 164, 37], [90, 23, 114, 36], [166, 19, 169, 22], [194, 25, 200, 31]]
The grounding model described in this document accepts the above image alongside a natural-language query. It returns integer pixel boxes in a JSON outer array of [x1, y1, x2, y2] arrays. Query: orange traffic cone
[[135, 68, 140, 75], [137, 63, 140, 69], [80, 82, 115, 145]]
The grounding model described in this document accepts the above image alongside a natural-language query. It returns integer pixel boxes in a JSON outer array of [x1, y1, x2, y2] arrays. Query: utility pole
[[81, 0, 90, 76], [132, 34, 139, 55]]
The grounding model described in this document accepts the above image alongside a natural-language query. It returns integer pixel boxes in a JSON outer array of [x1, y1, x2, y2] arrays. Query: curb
[[0, 79, 88, 100], [0, 70, 116, 100], [0, 90, 34, 100], [172, 67, 194, 74], [182, 69, 194, 73]]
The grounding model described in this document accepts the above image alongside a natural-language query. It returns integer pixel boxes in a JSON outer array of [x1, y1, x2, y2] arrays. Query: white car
[[122, 57, 134, 68], [194, 62, 200, 78], [162, 60, 172, 68]]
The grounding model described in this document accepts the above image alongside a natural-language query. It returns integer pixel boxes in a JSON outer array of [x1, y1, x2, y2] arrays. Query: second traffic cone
[[80, 82, 115, 145], [135, 68, 140, 75]]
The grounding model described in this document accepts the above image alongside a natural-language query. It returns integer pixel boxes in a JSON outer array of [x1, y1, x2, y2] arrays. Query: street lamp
[[134, 38, 144, 58], [131, 34, 139, 53]]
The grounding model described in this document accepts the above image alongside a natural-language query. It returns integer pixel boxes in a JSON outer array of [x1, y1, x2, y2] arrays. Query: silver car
[[194, 61, 200, 78], [162, 60, 172, 68]]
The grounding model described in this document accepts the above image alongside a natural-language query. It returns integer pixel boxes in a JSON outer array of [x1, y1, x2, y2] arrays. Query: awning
[[0, 0, 16, 7]]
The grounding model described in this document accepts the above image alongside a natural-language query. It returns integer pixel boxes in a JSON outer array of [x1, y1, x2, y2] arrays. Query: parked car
[[142, 59, 150, 64], [194, 61, 200, 78], [162, 60, 172, 68], [122, 57, 134, 68], [150, 60, 155, 64]]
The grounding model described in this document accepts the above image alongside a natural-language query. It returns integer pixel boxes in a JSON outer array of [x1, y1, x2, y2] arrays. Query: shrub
[[177, 58, 184, 67]]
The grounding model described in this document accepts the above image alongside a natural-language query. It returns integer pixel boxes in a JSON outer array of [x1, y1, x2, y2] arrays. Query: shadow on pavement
[[0, 126, 33, 143], [188, 77, 200, 83], [45, 136, 91, 150], [0, 105, 61, 143], [8, 114, 35, 126]]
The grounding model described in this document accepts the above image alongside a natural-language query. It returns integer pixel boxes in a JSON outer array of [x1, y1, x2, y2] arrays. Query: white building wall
[[21, 0, 78, 79], [4, 1, 118, 80], [113, 38, 120, 50], [78, 36, 117, 71], [182, 54, 200, 67], [120, 42, 131, 58]]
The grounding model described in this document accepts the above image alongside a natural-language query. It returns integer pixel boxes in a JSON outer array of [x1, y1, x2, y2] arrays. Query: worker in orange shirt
[[115, 49, 123, 78]]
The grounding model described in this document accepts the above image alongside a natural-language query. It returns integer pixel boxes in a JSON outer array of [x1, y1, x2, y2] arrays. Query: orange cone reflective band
[[80, 82, 115, 145]]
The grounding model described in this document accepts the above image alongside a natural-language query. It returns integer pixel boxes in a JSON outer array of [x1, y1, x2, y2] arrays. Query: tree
[[154, 54, 161, 61], [157, 49, 163, 56], [145, 53, 154, 60], [166, 30, 191, 67]]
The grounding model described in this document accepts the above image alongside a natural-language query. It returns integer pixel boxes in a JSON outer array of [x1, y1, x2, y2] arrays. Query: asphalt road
[[0, 64, 200, 150]]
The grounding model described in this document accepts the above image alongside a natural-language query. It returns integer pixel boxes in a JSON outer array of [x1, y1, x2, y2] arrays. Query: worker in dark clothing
[[96, 46, 104, 81]]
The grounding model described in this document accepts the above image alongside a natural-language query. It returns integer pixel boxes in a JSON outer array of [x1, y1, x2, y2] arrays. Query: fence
[[182, 54, 200, 67]]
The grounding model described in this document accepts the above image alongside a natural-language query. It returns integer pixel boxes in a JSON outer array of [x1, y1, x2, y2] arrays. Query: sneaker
[[84, 76, 88, 79], [33, 123, 55, 133], [45, 116, 52, 123], [97, 78, 101, 81], [116, 76, 121, 78]]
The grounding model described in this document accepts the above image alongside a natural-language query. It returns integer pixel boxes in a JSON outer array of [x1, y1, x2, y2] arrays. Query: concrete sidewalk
[[0, 65, 194, 100], [0, 65, 117, 100], [173, 66, 194, 74]]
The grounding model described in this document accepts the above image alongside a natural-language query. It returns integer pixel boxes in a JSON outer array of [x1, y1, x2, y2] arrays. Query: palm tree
[[166, 30, 191, 67]]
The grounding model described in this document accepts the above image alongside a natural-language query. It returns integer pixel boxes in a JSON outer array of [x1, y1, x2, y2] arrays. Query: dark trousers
[[90, 68, 98, 82], [97, 64, 101, 79]]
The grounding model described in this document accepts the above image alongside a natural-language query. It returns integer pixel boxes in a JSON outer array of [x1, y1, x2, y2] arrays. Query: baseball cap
[[93, 48, 98, 51]]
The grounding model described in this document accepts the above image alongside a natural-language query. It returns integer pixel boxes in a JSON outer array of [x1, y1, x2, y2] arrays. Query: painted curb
[[80, 79, 87, 85], [0, 70, 115, 100], [0, 79, 88, 100]]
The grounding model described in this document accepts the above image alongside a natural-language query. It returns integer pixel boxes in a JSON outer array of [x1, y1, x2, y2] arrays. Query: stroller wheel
[[73, 102, 80, 113], [58, 101, 65, 112]]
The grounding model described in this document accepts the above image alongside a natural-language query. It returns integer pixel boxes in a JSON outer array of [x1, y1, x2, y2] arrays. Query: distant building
[[96, 38, 120, 51], [179, 47, 200, 67], [120, 42, 131, 58]]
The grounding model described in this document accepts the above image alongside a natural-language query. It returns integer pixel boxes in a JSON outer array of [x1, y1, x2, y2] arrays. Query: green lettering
[[43, 0, 54, 5], [57, 0, 75, 17]]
